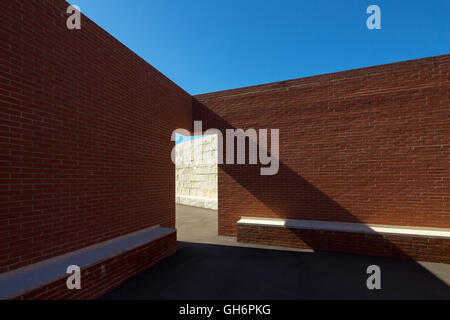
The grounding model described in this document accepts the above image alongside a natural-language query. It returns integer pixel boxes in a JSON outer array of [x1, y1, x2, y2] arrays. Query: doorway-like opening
[[174, 133, 218, 243]]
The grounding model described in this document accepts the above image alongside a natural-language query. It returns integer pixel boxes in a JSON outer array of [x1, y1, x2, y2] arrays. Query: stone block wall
[[175, 135, 218, 209]]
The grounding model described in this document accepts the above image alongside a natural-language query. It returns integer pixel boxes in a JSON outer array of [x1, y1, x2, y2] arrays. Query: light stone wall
[[175, 135, 218, 209]]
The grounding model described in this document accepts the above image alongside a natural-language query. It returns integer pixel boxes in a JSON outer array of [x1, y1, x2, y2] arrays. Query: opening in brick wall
[[174, 133, 219, 241]]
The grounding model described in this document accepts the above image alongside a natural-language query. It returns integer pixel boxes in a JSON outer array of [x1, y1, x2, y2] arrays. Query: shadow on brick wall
[[192, 98, 448, 263]]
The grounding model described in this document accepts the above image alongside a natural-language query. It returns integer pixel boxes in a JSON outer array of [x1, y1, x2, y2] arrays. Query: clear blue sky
[[175, 133, 210, 144], [73, 0, 449, 95]]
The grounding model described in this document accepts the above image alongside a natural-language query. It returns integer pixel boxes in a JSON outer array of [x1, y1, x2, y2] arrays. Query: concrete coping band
[[176, 195, 218, 210], [237, 217, 450, 239], [0, 225, 176, 299]]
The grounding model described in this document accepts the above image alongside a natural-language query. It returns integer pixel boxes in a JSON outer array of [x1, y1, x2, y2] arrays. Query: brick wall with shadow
[[193, 54, 450, 262]]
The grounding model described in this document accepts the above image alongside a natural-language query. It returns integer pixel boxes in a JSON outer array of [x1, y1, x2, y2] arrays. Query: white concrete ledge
[[237, 217, 450, 239], [176, 195, 218, 210], [0, 225, 175, 299]]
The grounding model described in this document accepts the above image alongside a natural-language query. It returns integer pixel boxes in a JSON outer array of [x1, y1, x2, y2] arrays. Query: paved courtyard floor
[[100, 205, 450, 300]]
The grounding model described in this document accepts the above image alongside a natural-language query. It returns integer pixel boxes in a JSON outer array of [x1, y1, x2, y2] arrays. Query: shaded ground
[[100, 205, 450, 300], [175, 205, 311, 252]]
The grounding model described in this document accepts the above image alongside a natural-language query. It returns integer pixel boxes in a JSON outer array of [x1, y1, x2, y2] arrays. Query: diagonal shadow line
[[191, 97, 448, 273], [99, 241, 450, 300]]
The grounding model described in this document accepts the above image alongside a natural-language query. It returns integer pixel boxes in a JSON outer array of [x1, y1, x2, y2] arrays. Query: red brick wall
[[238, 226, 449, 264], [14, 232, 176, 300], [193, 54, 450, 237], [1, 0, 191, 273]]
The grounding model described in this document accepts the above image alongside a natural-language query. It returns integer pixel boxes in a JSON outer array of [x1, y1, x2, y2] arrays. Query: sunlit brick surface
[[194, 54, 450, 237], [0, 0, 191, 273]]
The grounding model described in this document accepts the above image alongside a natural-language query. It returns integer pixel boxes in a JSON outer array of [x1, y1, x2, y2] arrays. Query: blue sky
[[174, 133, 207, 144], [73, 0, 449, 95]]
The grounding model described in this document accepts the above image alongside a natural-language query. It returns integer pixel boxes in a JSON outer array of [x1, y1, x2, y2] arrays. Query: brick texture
[[14, 232, 176, 300], [0, 0, 191, 273], [238, 226, 449, 264], [2, 0, 449, 300], [193, 54, 450, 237]]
